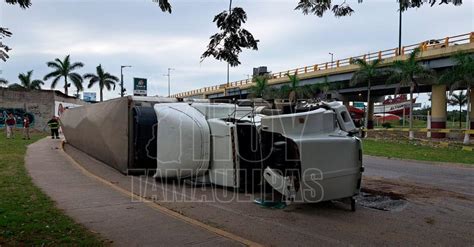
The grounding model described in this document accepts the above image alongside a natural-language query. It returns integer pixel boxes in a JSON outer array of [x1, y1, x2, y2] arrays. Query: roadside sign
[[354, 102, 365, 108], [83, 92, 96, 102], [133, 78, 147, 96]]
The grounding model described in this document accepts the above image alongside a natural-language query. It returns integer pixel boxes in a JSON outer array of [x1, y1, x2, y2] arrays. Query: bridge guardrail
[[173, 32, 474, 98]]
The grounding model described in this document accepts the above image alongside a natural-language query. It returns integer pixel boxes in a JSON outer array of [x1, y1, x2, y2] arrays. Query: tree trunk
[[459, 104, 462, 129], [64, 76, 68, 95], [464, 85, 471, 144], [409, 84, 414, 140], [365, 80, 371, 131], [100, 87, 103, 102]]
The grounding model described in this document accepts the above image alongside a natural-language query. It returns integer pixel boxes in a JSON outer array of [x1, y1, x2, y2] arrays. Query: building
[[0, 88, 88, 131]]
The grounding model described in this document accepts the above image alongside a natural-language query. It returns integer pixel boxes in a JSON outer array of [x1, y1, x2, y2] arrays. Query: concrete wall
[[0, 88, 87, 131]]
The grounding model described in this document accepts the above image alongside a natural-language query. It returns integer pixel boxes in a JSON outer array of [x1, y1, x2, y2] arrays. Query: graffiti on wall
[[0, 108, 35, 128]]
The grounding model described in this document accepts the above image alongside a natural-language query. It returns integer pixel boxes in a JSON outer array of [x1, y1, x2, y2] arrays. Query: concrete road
[[26, 138, 248, 247], [363, 156, 474, 196], [58, 142, 474, 246], [24, 138, 474, 246]]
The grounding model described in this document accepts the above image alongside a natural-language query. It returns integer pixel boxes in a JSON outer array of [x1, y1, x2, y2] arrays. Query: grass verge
[[363, 138, 474, 165], [0, 130, 105, 245]]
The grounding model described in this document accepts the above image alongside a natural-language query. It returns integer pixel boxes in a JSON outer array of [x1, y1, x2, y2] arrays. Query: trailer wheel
[[350, 198, 356, 212]]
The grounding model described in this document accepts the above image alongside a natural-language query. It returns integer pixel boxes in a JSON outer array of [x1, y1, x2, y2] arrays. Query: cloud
[[0, 0, 472, 101]]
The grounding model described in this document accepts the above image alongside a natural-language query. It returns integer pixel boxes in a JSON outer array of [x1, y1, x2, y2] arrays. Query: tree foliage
[[44, 55, 84, 95], [295, 0, 462, 17], [152, 0, 172, 13], [350, 59, 383, 87], [1, 0, 31, 61], [448, 91, 467, 128], [201, 3, 258, 67], [84, 65, 119, 102], [387, 48, 433, 95], [439, 51, 474, 93], [249, 75, 268, 98], [8, 70, 44, 90], [0, 78, 8, 85]]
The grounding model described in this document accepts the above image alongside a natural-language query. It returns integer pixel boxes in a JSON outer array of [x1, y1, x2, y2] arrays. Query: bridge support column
[[367, 100, 374, 129], [470, 89, 474, 131], [431, 85, 447, 138]]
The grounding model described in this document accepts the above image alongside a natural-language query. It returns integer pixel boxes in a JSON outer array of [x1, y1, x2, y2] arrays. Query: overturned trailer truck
[[61, 96, 177, 173], [61, 97, 363, 206]]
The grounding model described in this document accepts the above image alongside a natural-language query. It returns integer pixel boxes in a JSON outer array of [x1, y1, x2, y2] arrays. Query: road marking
[[60, 141, 263, 247]]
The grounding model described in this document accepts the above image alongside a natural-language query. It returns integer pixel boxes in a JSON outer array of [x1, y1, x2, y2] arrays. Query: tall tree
[[249, 75, 268, 98], [350, 58, 383, 129], [8, 70, 44, 90], [448, 91, 467, 129], [43, 55, 84, 95], [285, 74, 301, 104], [84, 65, 119, 102], [201, 0, 258, 68], [387, 48, 433, 140], [439, 51, 474, 144]]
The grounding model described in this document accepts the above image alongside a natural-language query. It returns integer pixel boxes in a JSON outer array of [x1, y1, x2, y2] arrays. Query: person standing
[[5, 113, 16, 139], [23, 114, 31, 140], [47, 116, 60, 139]]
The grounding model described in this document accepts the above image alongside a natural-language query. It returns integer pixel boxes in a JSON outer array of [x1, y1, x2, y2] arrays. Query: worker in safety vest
[[47, 116, 60, 139]]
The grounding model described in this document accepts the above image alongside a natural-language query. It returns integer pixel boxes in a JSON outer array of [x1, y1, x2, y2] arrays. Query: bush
[[382, 122, 392, 128]]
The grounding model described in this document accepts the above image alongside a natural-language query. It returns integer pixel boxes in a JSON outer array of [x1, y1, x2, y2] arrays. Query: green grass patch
[[0, 130, 105, 245], [362, 138, 474, 165], [374, 119, 468, 129]]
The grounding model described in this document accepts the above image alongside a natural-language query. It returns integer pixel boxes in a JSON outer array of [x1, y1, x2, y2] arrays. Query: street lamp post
[[120, 65, 132, 97], [398, 0, 403, 55], [329, 52, 334, 68], [164, 68, 175, 97]]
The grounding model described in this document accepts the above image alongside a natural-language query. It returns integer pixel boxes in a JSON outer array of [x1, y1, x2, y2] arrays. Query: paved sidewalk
[[25, 138, 244, 247]]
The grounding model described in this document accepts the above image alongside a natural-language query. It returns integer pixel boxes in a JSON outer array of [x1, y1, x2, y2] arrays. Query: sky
[[0, 0, 473, 103]]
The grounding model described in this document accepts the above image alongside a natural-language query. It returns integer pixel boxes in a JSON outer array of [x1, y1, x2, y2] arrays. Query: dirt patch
[[362, 176, 472, 202], [355, 192, 407, 212]]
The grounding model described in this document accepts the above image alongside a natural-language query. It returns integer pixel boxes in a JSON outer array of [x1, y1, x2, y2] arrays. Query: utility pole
[[120, 65, 132, 97], [398, 0, 403, 55], [227, 0, 233, 87], [329, 52, 334, 68], [164, 68, 174, 97]]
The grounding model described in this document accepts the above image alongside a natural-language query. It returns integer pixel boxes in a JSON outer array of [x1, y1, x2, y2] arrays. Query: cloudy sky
[[1, 0, 473, 101]]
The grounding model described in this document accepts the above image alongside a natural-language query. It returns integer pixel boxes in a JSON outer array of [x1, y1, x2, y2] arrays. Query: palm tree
[[84, 65, 119, 102], [387, 48, 433, 140], [8, 70, 44, 90], [350, 58, 383, 129], [43, 55, 84, 95], [439, 51, 474, 144], [249, 75, 268, 98], [448, 91, 467, 129], [285, 73, 300, 103]]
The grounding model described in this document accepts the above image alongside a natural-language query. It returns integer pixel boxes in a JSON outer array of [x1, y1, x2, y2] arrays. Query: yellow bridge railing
[[172, 32, 474, 98]]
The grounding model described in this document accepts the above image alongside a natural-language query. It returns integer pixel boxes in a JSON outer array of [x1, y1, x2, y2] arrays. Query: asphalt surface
[[363, 156, 474, 196], [26, 138, 247, 247], [26, 138, 474, 246]]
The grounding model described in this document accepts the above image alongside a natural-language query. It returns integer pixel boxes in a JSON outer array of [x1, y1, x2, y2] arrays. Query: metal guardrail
[[172, 32, 474, 98]]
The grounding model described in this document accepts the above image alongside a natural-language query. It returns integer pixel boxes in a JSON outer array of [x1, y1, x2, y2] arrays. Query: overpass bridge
[[172, 32, 474, 137]]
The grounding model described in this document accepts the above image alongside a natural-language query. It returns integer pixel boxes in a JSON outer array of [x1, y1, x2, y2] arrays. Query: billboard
[[83, 92, 97, 102], [134, 78, 147, 96]]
